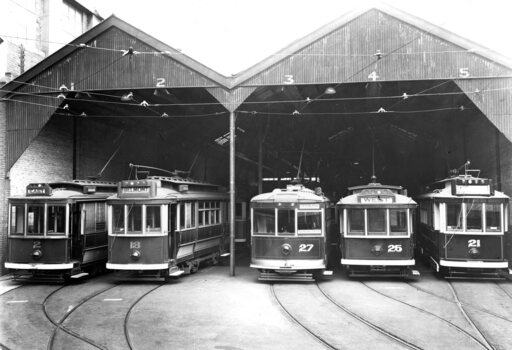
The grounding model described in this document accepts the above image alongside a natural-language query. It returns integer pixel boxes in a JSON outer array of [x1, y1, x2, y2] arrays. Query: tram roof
[[251, 184, 329, 203]]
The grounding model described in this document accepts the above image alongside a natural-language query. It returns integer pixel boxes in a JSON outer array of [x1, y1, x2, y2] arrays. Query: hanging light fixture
[[324, 86, 336, 95], [121, 92, 133, 102]]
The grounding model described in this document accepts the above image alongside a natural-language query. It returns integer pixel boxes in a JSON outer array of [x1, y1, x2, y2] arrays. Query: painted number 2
[[299, 244, 314, 252], [387, 244, 402, 253], [468, 239, 481, 248]]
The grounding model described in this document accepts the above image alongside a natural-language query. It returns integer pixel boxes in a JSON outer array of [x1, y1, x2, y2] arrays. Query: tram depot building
[[0, 4, 511, 275]]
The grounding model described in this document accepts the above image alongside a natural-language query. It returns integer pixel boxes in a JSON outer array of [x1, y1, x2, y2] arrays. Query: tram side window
[[180, 202, 196, 229], [47, 205, 66, 235], [95, 203, 106, 231], [367, 208, 386, 235], [278, 209, 295, 235], [112, 205, 125, 234], [389, 209, 407, 236], [127, 205, 143, 234], [485, 203, 501, 231], [298, 211, 322, 235], [446, 203, 462, 230], [347, 209, 364, 236], [27, 205, 45, 235], [466, 202, 482, 231], [10, 204, 25, 235], [146, 205, 162, 232], [253, 208, 275, 235]]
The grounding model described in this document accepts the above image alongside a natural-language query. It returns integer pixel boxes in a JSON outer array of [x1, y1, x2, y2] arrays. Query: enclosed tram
[[416, 165, 510, 278], [106, 176, 230, 279], [337, 179, 419, 279], [5, 180, 117, 281], [250, 183, 335, 282]]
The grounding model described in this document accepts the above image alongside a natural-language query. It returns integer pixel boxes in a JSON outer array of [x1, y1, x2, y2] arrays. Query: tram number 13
[[299, 244, 314, 252]]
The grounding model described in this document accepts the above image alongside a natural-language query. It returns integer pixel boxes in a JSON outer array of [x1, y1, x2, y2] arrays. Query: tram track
[[314, 282, 423, 350], [448, 282, 496, 350], [42, 284, 119, 350], [405, 281, 512, 324], [269, 283, 338, 350], [360, 281, 492, 350], [124, 283, 165, 350]]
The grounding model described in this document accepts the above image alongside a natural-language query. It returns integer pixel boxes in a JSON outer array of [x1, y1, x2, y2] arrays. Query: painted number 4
[[299, 244, 314, 252], [388, 244, 402, 253]]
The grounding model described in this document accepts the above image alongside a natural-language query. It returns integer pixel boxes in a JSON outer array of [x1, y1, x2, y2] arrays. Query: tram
[[106, 169, 230, 280], [416, 162, 510, 278], [250, 182, 335, 282], [337, 177, 419, 279], [4, 180, 118, 281]]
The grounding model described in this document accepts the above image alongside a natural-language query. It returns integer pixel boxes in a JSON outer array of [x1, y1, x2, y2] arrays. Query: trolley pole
[[229, 111, 236, 276]]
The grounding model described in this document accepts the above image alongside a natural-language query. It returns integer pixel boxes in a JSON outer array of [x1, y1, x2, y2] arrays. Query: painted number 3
[[299, 244, 314, 252]]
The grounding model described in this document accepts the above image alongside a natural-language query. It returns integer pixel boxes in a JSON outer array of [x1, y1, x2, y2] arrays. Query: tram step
[[70, 272, 89, 279]]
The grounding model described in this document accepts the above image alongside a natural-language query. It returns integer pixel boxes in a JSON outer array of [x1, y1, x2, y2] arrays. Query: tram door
[[168, 204, 178, 259], [71, 203, 83, 260], [235, 201, 249, 243]]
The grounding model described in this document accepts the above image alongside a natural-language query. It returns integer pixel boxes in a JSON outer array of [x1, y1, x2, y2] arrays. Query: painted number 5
[[299, 244, 314, 252]]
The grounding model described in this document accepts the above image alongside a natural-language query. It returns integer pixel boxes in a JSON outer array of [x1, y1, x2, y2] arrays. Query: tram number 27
[[387, 244, 402, 253], [299, 244, 314, 252]]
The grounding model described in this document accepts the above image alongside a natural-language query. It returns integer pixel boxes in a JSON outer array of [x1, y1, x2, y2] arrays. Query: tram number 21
[[299, 244, 314, 252], [387, 244, 402, 253], [468, 239, 481, 248]]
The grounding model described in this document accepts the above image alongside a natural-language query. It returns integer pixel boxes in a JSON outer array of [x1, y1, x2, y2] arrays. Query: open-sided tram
[[337, 177, 419, 279], [250, 183, 335, 282], [416, 163, 510, 278], [4, 180, 117, 281], [106, 175, 230, 280]]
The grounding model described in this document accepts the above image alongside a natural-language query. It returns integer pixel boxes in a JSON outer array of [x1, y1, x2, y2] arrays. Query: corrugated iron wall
[[241, 10, 512, 87], [455, 78, 512, 142]]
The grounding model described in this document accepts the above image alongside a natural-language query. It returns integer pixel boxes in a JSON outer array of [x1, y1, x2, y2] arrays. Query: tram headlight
[[468, 247, 480, 258], [131, 250, 141, 261], [281, 243, 292, 256], [371, 244, 384, 256], [32, 249, 43, 260]]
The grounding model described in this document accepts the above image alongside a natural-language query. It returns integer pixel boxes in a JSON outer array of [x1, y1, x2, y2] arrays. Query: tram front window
[[347, 209, 364, 236], [390, 209, 407, 236], [253, 208, 275, 235], [27, 205, 45, 235], [146, 205, 162, 233], [298, 211, 321, 235], [47, 205, 66, 235], [127, 204, 142, 234], [278, 209, 295, 236], [368, 209, 386, 235], [446, 203, 462, 231], [112, 205, 125, 234], [485, 203, 501, 231], [10, 204, 25, 235], [466, 202, 482, 231]]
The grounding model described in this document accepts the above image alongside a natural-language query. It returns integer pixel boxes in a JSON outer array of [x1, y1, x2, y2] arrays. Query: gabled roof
[[229, 3, 512, 88], [1, 15, 229, 97]]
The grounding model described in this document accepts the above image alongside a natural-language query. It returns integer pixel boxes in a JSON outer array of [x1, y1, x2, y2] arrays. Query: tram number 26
[[387, 244, 402, 253], [299, 244, 314, 252]]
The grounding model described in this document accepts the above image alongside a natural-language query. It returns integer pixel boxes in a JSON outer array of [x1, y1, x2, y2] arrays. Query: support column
[[229, 111, 235, 276]]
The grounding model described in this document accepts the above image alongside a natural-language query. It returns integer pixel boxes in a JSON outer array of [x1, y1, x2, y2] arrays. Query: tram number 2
[[299, 244, 314, 252], [387, 244, 402, 253], [32, 241, 41, 249], [468, 239, 481, 248]]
